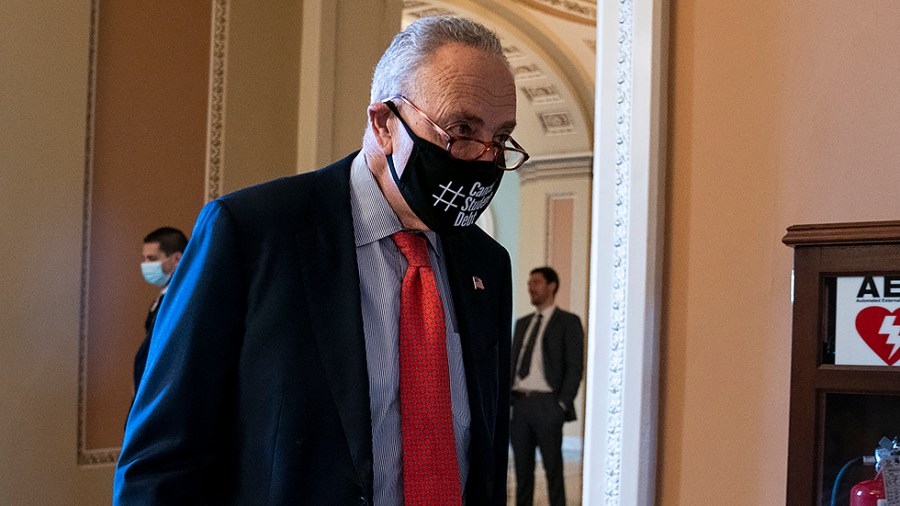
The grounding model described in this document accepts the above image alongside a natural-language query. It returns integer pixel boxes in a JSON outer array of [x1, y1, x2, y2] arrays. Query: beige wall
[[0, 0, 398, 502], [660, 1, 900, 504], [226, 0, 401, 189], [220, 0, 303, 191], [4, 0, 900, 504], [0, 0, 104, 503], [86, 0, 210, 453]]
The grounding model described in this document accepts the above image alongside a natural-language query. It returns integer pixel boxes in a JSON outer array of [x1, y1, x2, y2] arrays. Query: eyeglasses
[[384, 95, 530, 171]]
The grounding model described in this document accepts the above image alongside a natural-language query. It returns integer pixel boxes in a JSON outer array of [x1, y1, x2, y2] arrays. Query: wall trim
[[76, 0, 115, 466], [582, 0, 666, 504], [77, 0, 229, 466], [545, 191, 576, 261], [205, 0, 229, 202]]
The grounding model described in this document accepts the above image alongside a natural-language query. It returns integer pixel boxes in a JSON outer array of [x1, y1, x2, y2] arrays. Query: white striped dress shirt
[[349, 153, 470, 505]]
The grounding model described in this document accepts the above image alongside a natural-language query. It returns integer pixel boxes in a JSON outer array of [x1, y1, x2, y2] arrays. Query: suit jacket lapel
[[511, 314, 532, 371], [295, 157, 374, 492], [541, 309, 559, 354], [441, 232, 497, 480]]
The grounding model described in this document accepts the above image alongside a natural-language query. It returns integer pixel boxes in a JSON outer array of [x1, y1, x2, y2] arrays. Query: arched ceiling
[[401, 0, 597, 159]]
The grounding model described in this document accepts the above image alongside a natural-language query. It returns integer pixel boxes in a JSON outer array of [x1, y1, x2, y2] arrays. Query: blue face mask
[[141, 261, 171, 287]]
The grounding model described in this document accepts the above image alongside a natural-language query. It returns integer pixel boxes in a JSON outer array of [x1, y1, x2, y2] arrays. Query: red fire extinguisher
[[846, 437, 898, 506], [851, 473, 884, 506]]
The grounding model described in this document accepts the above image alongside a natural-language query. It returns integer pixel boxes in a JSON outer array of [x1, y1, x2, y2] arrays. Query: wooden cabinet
[[783, 221, 900, 505]]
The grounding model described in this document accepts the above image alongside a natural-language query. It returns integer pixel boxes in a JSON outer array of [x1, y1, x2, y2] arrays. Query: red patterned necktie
[[391, 231, 462, 505]]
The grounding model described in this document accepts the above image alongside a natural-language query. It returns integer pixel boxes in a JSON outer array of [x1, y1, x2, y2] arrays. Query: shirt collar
[[349, 152, 442, 255], [536, 305, 557, 319]]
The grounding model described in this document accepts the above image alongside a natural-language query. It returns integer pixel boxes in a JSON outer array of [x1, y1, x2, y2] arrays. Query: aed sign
[[836, 276, 900, 366]]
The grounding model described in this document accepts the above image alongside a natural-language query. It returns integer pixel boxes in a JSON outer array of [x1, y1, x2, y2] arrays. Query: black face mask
[[386, 109, 504, 235]]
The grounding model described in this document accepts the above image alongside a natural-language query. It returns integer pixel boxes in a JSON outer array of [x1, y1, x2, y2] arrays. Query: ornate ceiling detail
[[513, 0, 596, 25], [401, 0, 596, 157], [518, 152, 593, 184]]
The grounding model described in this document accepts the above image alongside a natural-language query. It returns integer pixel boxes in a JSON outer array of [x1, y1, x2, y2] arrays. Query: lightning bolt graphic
[[879, 315, 900, 359]]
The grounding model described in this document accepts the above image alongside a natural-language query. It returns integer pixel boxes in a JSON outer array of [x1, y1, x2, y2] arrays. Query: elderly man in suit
[[114, 15, 530, 505], [511, 266, 584, 506]]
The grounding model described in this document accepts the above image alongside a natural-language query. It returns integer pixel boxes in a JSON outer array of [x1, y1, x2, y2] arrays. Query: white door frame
[[583, 0, 667, 504]]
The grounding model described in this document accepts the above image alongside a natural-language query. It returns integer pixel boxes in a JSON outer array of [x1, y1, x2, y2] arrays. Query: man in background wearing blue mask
[[135, 227, 187, 392]]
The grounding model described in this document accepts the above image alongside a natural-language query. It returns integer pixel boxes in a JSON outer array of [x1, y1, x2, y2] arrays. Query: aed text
[[857, 276, 900, 298]]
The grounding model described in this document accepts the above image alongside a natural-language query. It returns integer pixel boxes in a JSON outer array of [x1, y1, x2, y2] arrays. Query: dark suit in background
[[511, 306, 584, 506], [132, 293, 162, 391]]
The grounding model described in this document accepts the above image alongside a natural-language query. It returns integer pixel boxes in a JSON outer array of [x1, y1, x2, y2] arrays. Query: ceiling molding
[[513, 0, 596, 26], [518, 152, 593, 184], [402, 0, 596, 156]]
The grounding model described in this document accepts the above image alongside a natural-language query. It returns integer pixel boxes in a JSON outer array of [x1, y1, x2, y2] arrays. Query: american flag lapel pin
[[472, 276, 485, 290]]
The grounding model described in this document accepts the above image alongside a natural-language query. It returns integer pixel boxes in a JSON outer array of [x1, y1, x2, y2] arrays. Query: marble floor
[[506, 447, 583, 505]]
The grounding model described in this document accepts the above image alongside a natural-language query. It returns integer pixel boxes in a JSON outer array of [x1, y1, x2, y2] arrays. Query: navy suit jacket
[[133, 294, 162, 391], [511, 308, 583, 421], [114, 152, 512, 505]]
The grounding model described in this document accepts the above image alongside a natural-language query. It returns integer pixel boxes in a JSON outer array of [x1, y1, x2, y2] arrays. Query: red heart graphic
[[855, 306, 900, 366]]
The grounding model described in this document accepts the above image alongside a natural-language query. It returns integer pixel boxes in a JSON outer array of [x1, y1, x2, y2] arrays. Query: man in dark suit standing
[[134, 227, 187, 392], [114, 15, 530, 505], [511, 266, 584, 506]]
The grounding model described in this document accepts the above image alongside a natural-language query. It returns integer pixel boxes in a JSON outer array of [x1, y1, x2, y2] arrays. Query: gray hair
[[369, 16, 507, 104]]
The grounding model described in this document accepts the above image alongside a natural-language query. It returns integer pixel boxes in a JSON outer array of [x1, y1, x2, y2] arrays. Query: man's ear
[[172, 251, 183, 266], [367, 103, 394, 154]]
